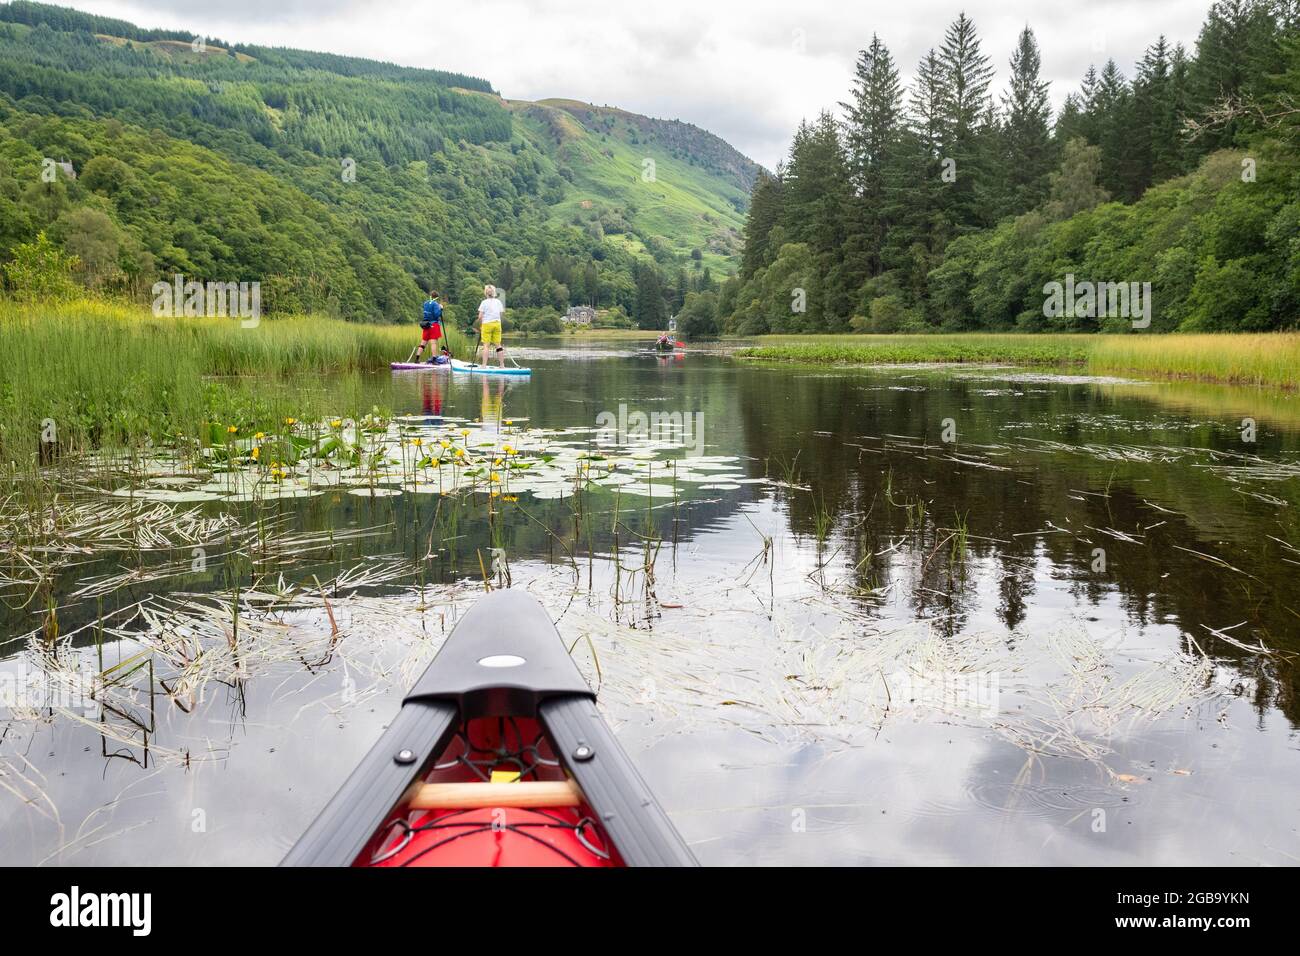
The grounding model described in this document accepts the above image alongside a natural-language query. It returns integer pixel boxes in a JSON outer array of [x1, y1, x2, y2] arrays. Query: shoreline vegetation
[[2, 302, 1296, 466], [735, 333, 1300, 389], [0, 301, 665, 461], [0, 301, 413, 460]]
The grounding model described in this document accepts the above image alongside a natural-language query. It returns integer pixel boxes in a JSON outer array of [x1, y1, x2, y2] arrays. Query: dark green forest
[[715, 0, 1300, 337], [0, 1, 737, 326]]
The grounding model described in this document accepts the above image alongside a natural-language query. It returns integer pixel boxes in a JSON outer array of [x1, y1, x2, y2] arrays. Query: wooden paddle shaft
[[409, 780, 581, 810]]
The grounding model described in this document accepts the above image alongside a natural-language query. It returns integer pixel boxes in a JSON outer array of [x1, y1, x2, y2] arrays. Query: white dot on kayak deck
[[478, 655, 527, 668]]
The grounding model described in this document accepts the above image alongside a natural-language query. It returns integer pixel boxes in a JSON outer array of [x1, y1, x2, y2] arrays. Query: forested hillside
[[0, 1, 759, 326], [717, 0, 1299, 337]]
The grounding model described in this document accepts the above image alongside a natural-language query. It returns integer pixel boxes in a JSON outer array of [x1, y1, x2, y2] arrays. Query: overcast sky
[[73, 0, 1209, 168]]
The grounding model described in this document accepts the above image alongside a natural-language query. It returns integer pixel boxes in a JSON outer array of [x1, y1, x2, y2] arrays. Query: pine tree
[[1131, 36, 1196, 191], [781, 112, 852, 327], [739, 170, 784, 279], [782, 113, 850, 254], [1253, 28, 1300, 146], [633, 261, 667, 329], [1166, 44, 1194, 172], [910, 48, 945, 161], [1190, 0, 1294, 149], [999, 26, 1053, 214], [1055, 93, 1087, 143], [841, 35, 905, 280], [936, 13, 995, 230], [1092, 59, 1136, 199], [901, 48, 950, 257], [1080, 65, 1100, 112], [1187, 0, 1281, 149], [1060, 66, 1103, 145]]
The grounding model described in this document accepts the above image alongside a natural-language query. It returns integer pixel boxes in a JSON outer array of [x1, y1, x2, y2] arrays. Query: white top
[[478, 298, 504, 325]]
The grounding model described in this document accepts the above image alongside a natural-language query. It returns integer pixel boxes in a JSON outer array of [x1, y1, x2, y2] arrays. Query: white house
[[564, 305, 596, 325]]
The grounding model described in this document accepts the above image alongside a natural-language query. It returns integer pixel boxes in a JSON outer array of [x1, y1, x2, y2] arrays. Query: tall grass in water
[[0, 300, 413, 457], [738, 334, 1095, 366], [738, 332, 1299, 389], [1086, 333, 1300, 389]]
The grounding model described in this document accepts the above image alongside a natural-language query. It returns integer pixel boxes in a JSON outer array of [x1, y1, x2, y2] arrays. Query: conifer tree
[[1188, 0, 1265, 148], [781, 112, 852, 327], [840, 34, 905, 279], [1093, 59, 1136, 199], [999, 26, 1053, 214], [936, 13, 994, 230], [901, 48, 950, 258], [740, 170, 785, 279]]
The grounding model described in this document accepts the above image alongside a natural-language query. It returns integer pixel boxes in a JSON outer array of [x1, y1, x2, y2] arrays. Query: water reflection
[[731, 367, 1298, 713]]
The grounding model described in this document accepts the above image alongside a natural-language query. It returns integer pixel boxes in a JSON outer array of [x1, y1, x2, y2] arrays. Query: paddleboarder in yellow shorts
[[476, 284, 506, 367]]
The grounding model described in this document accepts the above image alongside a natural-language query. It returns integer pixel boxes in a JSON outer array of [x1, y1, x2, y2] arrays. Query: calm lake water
[[3, 340, 1299, 865]]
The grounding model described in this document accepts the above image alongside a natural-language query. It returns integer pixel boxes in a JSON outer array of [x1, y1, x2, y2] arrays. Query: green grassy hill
[[452, 91, 754, 271], [0, 1, 760, 323]]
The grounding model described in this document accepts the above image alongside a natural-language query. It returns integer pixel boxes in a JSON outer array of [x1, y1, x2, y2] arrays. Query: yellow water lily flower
[[330, 419, 343, 429], [412, 437, 424, 447], [251, 446, 261, 461], [255, 432, 265, 441], [227, 425, 238, 434]]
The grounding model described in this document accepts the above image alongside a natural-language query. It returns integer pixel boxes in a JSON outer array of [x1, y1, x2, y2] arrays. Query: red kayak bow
[[282, 591, 695, 867]]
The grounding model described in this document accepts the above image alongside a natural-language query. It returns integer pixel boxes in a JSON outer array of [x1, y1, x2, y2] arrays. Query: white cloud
[[74, 0, 1209, 168]]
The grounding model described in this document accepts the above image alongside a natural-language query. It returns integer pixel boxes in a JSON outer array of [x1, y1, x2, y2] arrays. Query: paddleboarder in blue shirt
[[415, 291, 449, 363]]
